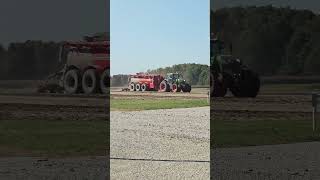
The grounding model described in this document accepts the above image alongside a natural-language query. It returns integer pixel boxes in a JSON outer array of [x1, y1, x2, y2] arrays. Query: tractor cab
[[167, 73, 180, 80], [166, 73, 185, 84]]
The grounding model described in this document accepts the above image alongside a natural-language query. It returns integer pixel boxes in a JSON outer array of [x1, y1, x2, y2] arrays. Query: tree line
[[211, 6, 320, 75], [0, 32, 108, 80], [0, 41, 60, 80], [111, 63, 209, 87]]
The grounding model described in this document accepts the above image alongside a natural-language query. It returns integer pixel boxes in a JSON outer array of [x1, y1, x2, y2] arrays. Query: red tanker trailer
[[128, 72, 192, 92], [129, 73, 164, 91]]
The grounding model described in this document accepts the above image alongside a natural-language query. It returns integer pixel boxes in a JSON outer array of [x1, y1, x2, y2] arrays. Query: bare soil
[[211, 94, 313, 121]]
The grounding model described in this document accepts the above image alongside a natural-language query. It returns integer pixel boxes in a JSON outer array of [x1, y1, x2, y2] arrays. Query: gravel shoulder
[[110, 107, 210, 179], [211, 142, 320, 180]]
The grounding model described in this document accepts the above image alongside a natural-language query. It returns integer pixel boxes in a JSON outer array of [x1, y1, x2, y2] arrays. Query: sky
[[0, 0, 109, 46], [211, 0, 320, 12], [111, 0, 210, 75]]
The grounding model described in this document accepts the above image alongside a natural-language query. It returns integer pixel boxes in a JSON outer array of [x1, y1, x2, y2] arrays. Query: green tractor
[[159, 73, 192, 92], [210, 35, 260, 97]]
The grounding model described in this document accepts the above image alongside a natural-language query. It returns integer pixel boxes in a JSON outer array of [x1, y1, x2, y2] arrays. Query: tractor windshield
[[168, 73, 180, 80]]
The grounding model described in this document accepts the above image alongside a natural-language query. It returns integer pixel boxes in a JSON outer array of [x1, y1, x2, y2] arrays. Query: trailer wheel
[[100, 69, 110, 94], [82, 69, 99, 94], [141, 84, 148, 91], [136, 84, 141, 91], [63, 69, 80, 94], [130, 83, 136, 91], [159, 81, 169, 92]]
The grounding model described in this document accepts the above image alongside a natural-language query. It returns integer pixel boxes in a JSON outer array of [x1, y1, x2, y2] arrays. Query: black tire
[[63, 69, 80, 94], [231, 70, 260, 98], [130, 83, 136, 91], [82, 69, 99, 94], [185, 83, 191, 92], [159, 81, 169, 92], [244, 70, 260, 97], [100, 69, 110, 94], [141, 83, 148, 91], [136, 84, 141, 91], [181, 83, 192, 93]]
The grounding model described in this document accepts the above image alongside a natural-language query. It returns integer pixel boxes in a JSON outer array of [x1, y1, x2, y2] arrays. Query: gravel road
[[110, 107, 210, 179], [211, 142, 320, 180]]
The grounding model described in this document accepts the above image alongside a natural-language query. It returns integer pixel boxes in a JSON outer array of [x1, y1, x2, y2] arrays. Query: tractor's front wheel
[[181, 83, 191, 93], [230, 70, 260, 98]]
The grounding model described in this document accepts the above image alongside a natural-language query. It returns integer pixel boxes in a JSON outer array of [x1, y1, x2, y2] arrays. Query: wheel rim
[[66, 75, 76, 88]]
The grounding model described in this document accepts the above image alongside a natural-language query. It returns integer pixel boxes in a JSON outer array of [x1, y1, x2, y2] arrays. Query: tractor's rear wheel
[[211, 75, 227, 97], [136, 84, 141, 91], [100, 69, 110, 94], [130, 83, 136, 91], [63, 69, 80, 94], [141, 83, 148, 91], [159, 81, 169, 92], [82, 69, 99, 94]]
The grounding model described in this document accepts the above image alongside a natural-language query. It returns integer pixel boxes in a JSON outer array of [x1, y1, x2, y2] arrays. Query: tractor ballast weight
[[210, 36, 260, 97]]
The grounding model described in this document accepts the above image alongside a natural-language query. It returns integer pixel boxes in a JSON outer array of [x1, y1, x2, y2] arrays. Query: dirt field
[[212, 94, 312, 121], [111, 87, 209, 99]]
